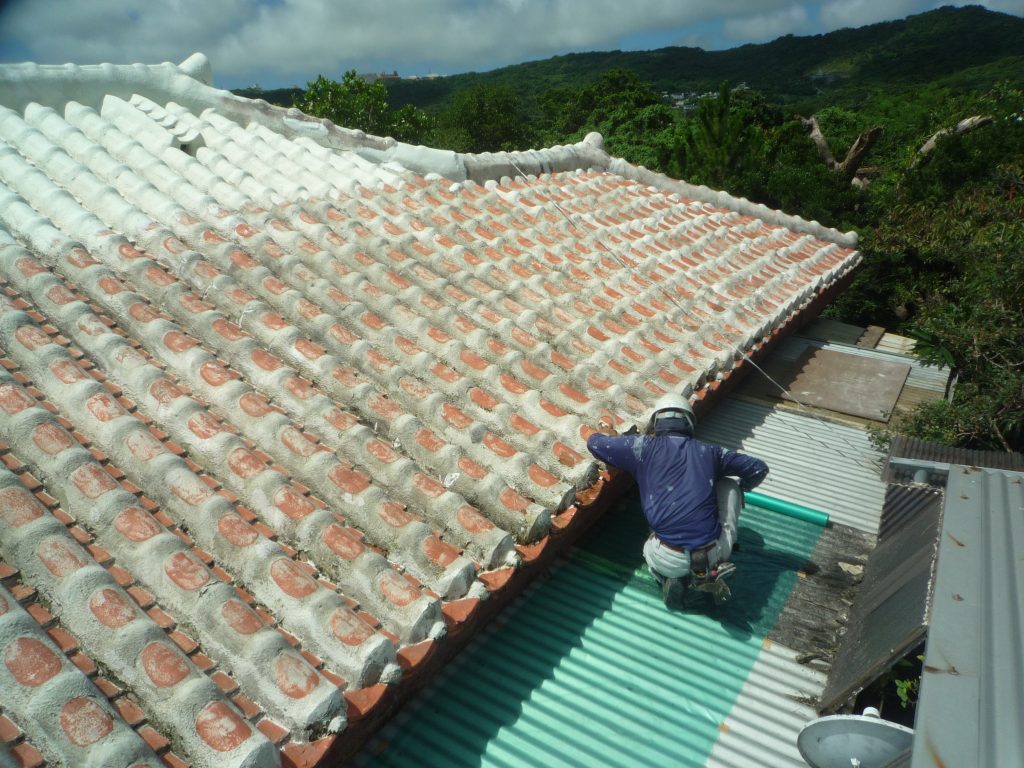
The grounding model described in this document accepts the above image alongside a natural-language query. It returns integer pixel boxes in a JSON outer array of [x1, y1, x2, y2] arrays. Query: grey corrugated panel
[[708, 641, 826, 767], [878, 482, 944, 541], [819, 485, 942, 712], [799, 317, 867, 345], [697, 398, 887, 533], [912, 467, 1024, 768], [779, 336, 950, 393]]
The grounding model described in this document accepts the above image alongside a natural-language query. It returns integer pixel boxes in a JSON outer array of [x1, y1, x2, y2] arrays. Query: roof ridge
[[0, 53, 855, 248], [0, 54, 463, 178]]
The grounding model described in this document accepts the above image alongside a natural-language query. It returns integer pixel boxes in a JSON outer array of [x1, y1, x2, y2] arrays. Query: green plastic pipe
[[744, 490, 830, 526]]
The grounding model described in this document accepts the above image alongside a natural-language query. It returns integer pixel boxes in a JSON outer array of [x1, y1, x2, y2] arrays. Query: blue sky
[[0, 0, 1020, 90]]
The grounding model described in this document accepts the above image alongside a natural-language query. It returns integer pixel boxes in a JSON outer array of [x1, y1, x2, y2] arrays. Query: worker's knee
[[716, 478, 742, 530]]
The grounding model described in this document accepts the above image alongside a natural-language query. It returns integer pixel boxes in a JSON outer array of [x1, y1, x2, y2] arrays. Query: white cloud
[[0, 0, 796, 83], [0, 0, 257, 65], [723, 4, 810, 43], [978, 0, 1024, 12], [210, 0, 740, 75]]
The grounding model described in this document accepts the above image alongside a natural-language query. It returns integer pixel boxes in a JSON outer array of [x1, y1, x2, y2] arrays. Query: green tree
[[540, 69, 666, 137], [294, 71, 431, 144], [537, 69, 682, 172], [682, 83, 765, 189], [833, 95, 1024, 451], [431, 84, 534, 153]]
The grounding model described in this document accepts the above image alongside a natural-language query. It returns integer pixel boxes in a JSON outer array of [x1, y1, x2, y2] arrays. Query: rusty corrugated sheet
[[818, 485, 942, 712], [887, 436, 1024, 481]]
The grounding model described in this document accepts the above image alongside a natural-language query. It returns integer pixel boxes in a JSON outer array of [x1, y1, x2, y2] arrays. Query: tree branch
[[800, 115, 883, 184], [992, 418, 1014, 454], [916, 115, 994, 162], [840, 127, 883, 182], [800, 116, 838, 171]]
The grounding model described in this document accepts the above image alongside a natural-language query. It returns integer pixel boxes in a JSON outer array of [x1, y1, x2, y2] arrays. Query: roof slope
[[0, 54, 860, 766], [819, 484, 942, 711]]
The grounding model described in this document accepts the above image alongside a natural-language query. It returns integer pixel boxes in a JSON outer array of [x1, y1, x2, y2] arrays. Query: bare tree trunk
[[839, 127, 883, 182], [800, 115, 882, 185], [801, 116, 839, 171], [916, 115, 994, 161]]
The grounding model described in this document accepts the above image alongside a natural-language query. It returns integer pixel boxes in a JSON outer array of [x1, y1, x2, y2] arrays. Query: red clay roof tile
[[0, 64, 860, 766]]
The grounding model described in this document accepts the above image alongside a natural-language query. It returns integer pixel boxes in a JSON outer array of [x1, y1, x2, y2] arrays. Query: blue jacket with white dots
[[587, 431, 768, 550]]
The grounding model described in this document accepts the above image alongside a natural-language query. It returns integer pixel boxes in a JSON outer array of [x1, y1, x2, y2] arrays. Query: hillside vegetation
[[234, 6, 1023, 114], [279, 6, 1024, 452], [391, 5, 1023, 112]]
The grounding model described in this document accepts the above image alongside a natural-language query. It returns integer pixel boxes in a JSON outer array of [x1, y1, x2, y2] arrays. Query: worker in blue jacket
[[587, 393, 768, 607]]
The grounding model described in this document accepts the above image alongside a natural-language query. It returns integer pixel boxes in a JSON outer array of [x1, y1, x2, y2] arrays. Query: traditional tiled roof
[[0, 54, 860, 766]]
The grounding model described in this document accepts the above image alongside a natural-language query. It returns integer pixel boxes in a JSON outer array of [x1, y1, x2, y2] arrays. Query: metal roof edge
[[886, 435, 1024, 487], [911, 465, 1024, 767], [889, 435, 1024, 472]]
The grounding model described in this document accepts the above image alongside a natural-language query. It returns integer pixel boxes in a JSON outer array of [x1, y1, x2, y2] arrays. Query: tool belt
[[662, 538, 716, 573]]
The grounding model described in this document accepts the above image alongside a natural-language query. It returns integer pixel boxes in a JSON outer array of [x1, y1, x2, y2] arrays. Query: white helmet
[[647, 392, 696, 432]]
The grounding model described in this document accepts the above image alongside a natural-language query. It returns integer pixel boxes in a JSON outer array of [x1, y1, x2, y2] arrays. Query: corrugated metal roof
[[777, 336, 950, 394], [911, 466, 1024, 768], [798, 317, 869, 346], [707, 641, 825, 767], [696, 398, 887, 533], [819, 485, 942, 711], [877, 482, 944, 543], [364, 500, 824, 767]]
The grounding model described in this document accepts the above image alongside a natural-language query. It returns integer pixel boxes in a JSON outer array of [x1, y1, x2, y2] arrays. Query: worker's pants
[[643, 478, 741, 580]]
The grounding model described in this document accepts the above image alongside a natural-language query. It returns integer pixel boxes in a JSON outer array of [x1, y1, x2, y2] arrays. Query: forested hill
[[236, 6, 1021, 111], [384, 5, 1021, 111]]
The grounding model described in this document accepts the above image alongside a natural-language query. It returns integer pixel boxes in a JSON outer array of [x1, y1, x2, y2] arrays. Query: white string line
[[504, 159, 882, 474]]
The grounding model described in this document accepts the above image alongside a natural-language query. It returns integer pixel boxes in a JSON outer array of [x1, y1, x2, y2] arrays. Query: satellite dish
[[798, 709, 914, 768]]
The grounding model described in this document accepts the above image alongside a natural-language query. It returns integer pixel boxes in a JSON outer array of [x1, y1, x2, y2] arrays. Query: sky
[[0, 0, 1020, 90]]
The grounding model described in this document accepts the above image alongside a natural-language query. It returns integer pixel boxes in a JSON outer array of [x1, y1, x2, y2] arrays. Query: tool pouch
[[691, 547, 710, 577]]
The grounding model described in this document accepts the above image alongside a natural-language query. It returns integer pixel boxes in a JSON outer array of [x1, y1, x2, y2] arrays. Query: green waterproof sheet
[[364, 498, 822, 767]]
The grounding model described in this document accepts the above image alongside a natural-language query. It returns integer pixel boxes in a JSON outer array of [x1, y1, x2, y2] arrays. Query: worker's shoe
[[662, 576, 688, 609], [711, 561, 736, 581], [694, 561, 736, 604]]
